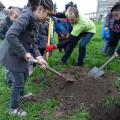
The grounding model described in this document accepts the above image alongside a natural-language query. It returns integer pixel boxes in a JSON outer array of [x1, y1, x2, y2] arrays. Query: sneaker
[[9, 108, 27, 117], [76, 62, 84, 66], [20, 92, 33, 101], [60, 60, 66, 65]]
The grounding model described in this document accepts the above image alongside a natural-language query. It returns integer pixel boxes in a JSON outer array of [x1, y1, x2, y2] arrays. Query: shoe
[[60, 60, 66, 65], [20, 92, 33, 101], [76, 62, 84, 66], [9, 108, 27, 117]]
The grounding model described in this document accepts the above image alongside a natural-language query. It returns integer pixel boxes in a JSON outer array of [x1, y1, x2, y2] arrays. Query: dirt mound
[[90, 105, 120, 120], [37, 66, 118, 117]]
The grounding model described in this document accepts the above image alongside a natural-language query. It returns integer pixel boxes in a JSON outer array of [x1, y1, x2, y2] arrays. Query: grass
[[0, 23, 120, 120]]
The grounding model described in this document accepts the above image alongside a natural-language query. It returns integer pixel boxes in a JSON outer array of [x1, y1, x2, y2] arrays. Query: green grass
[[0, 23, 120, 120]]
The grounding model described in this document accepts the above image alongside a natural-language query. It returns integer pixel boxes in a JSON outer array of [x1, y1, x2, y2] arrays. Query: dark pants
[[58, 38, 67, 52], [61, 32, 94, 64], [107, 31, 120, 56], [4, 67, 12, 87], [8, 70, 27, 109], [108, 31, 120, 47], [102, 38, 110, 54], [39, 48, 45, 56]]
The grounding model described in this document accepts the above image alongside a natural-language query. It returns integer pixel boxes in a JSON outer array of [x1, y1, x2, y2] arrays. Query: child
[[0, 8, 21, 40], [46, 7, 96, 66], [53, 17, 72, 52], [0, 8, 21, 86], [38, 22, 49, 55], [0, 0, 53, 116], [27, 22, 49, 75], [101, 21, 110, 54], [107, 3, 120, 56]]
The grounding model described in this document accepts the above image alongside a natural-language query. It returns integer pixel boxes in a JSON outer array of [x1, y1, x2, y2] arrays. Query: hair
[[65, 2, 77, 11], [8, 8, 21, 16], [67, 7, 79, 18], [65, 4, 71, 11], [28, 0, 53, 11], [111, 3, 120, 12]]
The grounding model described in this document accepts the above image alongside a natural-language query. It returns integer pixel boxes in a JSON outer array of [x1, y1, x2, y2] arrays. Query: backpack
[[53, 17, 72, 38]]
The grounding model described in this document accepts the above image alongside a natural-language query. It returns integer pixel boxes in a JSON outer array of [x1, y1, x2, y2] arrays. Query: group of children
[[0, 0, 120, 117], [0, 0, 76, 117], [46, 7, 96, 66], [102, 1, 120, 57]]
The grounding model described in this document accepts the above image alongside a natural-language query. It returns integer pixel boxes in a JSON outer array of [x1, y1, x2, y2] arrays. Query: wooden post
[[46, 18, 52, 62]]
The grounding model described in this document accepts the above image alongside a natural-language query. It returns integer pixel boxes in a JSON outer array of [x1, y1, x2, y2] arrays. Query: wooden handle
[[47, 66, 63, 77], [100, 55, 116, 70], [31, 59, 64, 78]]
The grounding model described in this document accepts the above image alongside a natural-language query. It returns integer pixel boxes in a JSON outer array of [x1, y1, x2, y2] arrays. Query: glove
[[46, 45, 57, 52]]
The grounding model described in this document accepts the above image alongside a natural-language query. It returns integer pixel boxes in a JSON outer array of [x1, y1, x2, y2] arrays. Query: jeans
[[61, 32, 94, 64], [102, 39, 109, 54], [3, 67, 12, 87], [7, 70, 27, 109]]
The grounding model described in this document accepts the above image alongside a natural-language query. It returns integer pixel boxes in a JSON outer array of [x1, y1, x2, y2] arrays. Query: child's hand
[[24, 52, 34, 61], [114, 52, 119, 57], [36, 56, 47, 69], [46, 45, 57, 52], [66, 33, 70, 38], [105, 27, 109, 31]]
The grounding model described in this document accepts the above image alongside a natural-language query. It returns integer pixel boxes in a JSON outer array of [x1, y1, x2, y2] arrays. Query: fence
[[85, 10, 108, 22]]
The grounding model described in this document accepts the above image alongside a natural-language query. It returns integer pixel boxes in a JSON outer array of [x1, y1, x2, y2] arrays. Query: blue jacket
[[52, 17, 72, 38], [102, 22, 110, 40]]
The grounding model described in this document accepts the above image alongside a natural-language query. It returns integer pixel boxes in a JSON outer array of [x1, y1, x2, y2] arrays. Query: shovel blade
[[62, 74, 76, 82], [94, 70, 105, 78], [88, 67, 105, 78]]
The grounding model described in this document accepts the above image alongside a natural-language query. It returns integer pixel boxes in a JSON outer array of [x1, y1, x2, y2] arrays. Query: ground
[[90, 105, 120, 120], [33, 66, 119, 120], [0, 23, 120, 120]]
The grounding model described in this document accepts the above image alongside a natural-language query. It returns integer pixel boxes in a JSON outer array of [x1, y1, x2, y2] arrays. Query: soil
[[90, 105, 120, 120], [34, 66, 119, 119]]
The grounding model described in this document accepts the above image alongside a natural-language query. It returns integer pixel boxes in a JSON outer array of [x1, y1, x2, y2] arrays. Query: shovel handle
[[100, 55, 116, 70], [32, 59, 64, 78], [47, 66, 64, 77]]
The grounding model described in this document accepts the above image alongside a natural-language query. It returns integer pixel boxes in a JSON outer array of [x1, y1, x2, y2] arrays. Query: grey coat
[[38, 22, 48, 49], [0, 8, 40, 72]]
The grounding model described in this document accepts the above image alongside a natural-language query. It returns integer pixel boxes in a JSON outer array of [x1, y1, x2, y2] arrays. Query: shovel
[[32, 59, 76, 82], [47, 66, 76, 82], [88, 55, 116, 78]]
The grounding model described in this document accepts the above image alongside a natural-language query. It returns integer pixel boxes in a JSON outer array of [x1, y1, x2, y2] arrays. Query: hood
[[22, 7, 37, 21]]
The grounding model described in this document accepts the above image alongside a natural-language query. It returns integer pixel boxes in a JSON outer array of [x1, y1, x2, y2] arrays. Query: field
[[0, 23, 120, 120]]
